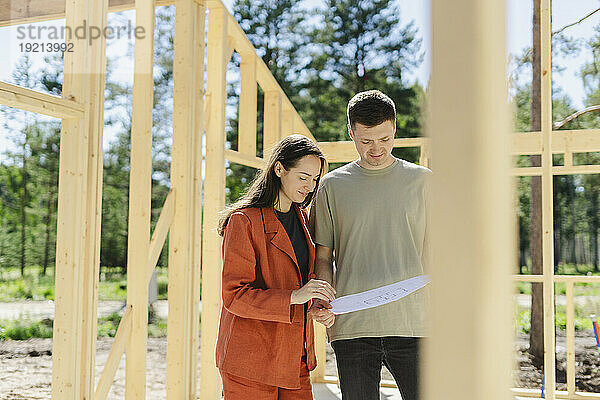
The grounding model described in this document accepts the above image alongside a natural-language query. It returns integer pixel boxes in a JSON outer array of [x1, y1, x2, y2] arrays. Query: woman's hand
[[290, 279, 336, 305]]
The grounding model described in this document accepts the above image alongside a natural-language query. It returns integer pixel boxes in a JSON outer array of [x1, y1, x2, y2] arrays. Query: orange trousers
[[220, 360, 313, 400]]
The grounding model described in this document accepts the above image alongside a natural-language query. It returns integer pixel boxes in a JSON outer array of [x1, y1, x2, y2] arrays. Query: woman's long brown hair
[[217, 134, 326, 236]]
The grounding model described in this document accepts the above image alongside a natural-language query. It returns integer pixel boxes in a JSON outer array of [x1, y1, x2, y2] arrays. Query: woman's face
[[275, 154, 322, 206]]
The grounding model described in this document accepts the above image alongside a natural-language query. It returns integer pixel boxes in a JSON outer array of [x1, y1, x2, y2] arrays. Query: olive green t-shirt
[[309, 157, 431, 342]]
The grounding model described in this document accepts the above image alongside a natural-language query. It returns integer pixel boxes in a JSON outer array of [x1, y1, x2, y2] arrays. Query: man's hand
[[309, 298, 335, 328]]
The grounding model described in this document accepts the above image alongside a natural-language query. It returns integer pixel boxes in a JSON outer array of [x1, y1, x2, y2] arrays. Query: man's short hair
[[347, 90, 396, 129]]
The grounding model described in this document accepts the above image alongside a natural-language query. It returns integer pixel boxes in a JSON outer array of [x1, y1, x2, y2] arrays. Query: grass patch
[[0, 266, 175, 301], [0, 312, 172, 340], [0, 318, 53, 340]]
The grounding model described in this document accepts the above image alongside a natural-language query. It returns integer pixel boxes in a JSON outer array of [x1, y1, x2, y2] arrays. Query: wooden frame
[[50, 0, 108, 399], [2, 0, 600, 399]]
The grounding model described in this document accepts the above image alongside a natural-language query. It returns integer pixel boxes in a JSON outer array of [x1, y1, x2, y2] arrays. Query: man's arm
[[314, 244, 334, 284]]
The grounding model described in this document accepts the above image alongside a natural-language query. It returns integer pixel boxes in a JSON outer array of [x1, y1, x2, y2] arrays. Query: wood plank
[[146, 189, 175, 283], [317, 138, 430, 163], [166, 0, 202, 398], [224, 9, 317, 143], [310, 321, 327, 382], [263, 90, 281, 158], [238, 53, 257, 156], [566, 282, 576, 397], [79, 1, 109, 397], [0, 0, 174, 27], [512, 165, 600, 176], [94, 306, 133, 400], [225, 149, 264, 169], [512, 130, 600, 154], [514, 274, 600, 283], [188, 5, 206, 396], [426, 2, 513, 400], [511, 388, 600, 399], [0, 81, 84, 119], [200, 2, 228, 399], [282, 107, 294, 138], [125, 0, 155, 398], [51, 0, 107, 398]]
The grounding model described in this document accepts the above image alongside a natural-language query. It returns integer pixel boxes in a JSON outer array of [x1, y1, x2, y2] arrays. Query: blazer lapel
[[262, 207, 299, 268], [295, 204, 315, 275]]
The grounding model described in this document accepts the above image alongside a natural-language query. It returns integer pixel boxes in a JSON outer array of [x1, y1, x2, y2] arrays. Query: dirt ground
[[514, 331, 600, 392], [1, 333, 600, 399]]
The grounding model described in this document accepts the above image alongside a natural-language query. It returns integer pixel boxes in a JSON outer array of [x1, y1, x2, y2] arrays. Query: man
[[309, 90, 430, 400]]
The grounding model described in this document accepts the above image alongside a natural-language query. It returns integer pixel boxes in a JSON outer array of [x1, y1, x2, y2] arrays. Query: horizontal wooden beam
[[318, 376, 398, 389], [513, 274, 600, 283], [511, 165, 600, 176], [94, 305, 132, 400], [0, 81, 84, 119], [146, 188, 175, 283], [225, 149, 264, 169], [317, 138, 430, 163], [511, 387, 600, 399], [512, 129, 600, 154], [0, 0, 174, 27]]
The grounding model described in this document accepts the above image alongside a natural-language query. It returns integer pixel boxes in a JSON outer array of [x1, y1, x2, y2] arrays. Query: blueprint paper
[[329, 275, 431, 315]]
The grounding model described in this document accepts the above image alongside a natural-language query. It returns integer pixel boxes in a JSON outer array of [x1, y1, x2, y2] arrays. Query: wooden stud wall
[[2, 0, 599, 399]]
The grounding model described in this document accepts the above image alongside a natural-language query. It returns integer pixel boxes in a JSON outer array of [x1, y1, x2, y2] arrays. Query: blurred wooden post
[[426, 2, 513, 400], [540, 0, 556, 397], [201, 2, 228, 399], [166, 0, 205, 398], [125, 0, 156, 398], [51, 0, 108, 398]]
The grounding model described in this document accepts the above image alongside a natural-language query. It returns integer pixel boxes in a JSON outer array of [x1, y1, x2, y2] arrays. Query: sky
[[1, 0, 600, 157]]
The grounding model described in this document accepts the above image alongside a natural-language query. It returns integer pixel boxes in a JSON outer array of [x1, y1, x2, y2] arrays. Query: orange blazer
[[215, 205, 317, 389]]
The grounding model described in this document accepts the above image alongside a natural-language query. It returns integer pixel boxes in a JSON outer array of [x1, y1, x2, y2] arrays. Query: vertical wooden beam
[[281, 107, 294, 139], [81, 0, 109, 396], [419, 143, 430, 168], [310, 321, 327, 382], [239, 53, 257, 156], [166, 0, 204, 398], [125, 0, 155, 398], [189, 3, 206, 397], [540, 0, 556, 397], [566, 282, 575, 397], [201, 2, 228, 399], [426, 2, 513, 400], [264, 90, 281, 157], [51, 0, 108, 399]]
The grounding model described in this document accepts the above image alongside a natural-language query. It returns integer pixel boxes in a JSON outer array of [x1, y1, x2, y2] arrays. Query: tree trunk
[[553, 176, 561, 272], [20, 137, 27, 277], [568, 176, 577, 264], [589, 190, 599, 271], [529, 0, 544, 368], [42, 176, 56, 276]]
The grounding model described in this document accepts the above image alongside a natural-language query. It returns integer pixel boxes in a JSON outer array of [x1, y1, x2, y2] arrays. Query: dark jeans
[[331, 336, 420, 400]]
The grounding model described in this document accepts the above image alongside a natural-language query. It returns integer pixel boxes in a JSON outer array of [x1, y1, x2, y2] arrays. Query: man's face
[[348, 120, 396, 169]]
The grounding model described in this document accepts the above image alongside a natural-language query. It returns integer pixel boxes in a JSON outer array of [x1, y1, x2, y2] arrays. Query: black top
[[275, 207, 309, 284]]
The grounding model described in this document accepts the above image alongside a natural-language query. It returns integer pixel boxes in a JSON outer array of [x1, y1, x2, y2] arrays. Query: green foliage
[[0, 266, 54, 301], [516, 310, 593, 334], [0, 318, 53, 340]]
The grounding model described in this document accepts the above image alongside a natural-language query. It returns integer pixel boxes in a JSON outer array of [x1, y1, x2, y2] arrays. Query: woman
[[216, 134, 336, 399]]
